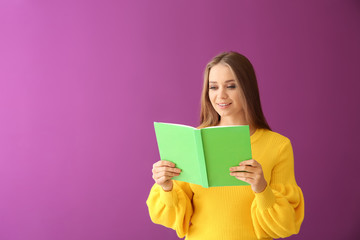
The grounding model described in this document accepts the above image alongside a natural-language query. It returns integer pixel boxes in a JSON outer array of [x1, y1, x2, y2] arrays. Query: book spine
[[194, 129, 209, 188]]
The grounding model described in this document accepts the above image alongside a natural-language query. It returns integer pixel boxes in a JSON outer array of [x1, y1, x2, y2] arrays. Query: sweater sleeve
[[146, 180, 193, 238], [251, 139, 305, 239]]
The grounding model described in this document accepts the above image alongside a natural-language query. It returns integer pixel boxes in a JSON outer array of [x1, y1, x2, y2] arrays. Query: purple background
[[1, 0, 359, 239]]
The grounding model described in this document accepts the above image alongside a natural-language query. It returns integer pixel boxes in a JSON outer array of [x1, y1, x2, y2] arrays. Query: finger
[[239, 159, 256, 166], [240, 159, 259, 167], [153, 160, 175, 168], [153, 171, 180, 180], [154, 175, 170, 185], [155, 174, 177, 185], [152, 167, 181, 174], [153, 173, 180, 181], [153, 166, 181, 174], [156, 175, 169, 185], [229, 165, 256, 173], [235, 176, 255, 184], [230, 171, 255, 179]]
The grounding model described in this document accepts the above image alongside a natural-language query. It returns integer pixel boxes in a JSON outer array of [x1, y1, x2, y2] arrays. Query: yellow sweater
[[146, 128, 304, 239]]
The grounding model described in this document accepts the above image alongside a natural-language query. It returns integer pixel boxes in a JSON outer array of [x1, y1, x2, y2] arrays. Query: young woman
[[147, 51, 304, 240]]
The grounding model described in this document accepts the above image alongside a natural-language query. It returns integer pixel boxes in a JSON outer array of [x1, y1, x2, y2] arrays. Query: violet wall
[[0, 0, 359, 239]]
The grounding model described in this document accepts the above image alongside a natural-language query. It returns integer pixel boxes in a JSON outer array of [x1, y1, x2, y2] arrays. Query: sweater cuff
[[254, 185, 276, 210], [159, 182, 179, 207]]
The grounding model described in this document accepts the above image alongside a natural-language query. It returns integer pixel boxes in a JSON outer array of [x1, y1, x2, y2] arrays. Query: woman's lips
[[217, 103, 231, 109]]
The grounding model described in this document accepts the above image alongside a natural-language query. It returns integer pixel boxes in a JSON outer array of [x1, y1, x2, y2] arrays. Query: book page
[[154, 122, 202, 185], [201, 125, 252, 187]]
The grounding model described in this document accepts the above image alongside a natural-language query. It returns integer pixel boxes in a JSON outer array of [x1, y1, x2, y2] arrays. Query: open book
[[154, 122, 252, 188]]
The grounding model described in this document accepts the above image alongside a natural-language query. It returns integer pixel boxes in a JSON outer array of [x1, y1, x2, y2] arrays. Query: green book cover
[[154, 122, 252, 188]]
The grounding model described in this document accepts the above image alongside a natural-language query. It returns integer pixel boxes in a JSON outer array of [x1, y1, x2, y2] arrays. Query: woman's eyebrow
[[209, 80, 235, 83]]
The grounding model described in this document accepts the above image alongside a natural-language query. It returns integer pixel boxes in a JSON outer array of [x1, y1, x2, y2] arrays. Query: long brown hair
[[199, 51, 271, 130]]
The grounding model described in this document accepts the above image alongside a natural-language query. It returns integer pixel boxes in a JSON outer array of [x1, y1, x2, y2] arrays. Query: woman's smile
[[217, 103, 232, 109]]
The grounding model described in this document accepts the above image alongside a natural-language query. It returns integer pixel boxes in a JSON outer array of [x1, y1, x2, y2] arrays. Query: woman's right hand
[[152, 160, 182, 191]]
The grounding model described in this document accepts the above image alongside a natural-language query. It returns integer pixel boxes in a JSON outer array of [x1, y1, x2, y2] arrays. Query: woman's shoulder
[[257, 128, 291, 146]]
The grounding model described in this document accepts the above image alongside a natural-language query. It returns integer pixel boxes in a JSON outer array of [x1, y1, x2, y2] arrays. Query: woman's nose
[[219, 88, 228, 99]]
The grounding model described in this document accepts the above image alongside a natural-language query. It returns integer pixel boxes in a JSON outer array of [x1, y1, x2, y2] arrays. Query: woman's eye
[[209, 86, 217, 90], [227, 85, 236, 89]]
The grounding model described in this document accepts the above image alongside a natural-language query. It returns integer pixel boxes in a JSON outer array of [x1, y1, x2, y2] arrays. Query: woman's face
[[208, 63, 245, 121]]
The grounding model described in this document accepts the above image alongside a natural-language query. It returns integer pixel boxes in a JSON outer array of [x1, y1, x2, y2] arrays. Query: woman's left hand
[[229, 159, 267, 193]]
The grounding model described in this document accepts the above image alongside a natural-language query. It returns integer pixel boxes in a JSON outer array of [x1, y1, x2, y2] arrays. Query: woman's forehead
[[209, 64, 236, 83]]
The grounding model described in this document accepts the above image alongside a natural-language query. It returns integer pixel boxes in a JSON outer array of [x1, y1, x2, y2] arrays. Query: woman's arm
[[146, 161, 194, 238], [250, 140, 304, 238], [230, 139, 304, 238]]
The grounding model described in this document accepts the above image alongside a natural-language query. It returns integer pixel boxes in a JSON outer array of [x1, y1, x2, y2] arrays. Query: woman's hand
[[229, 159, 267, 193], [152, 160, 182, 191]]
